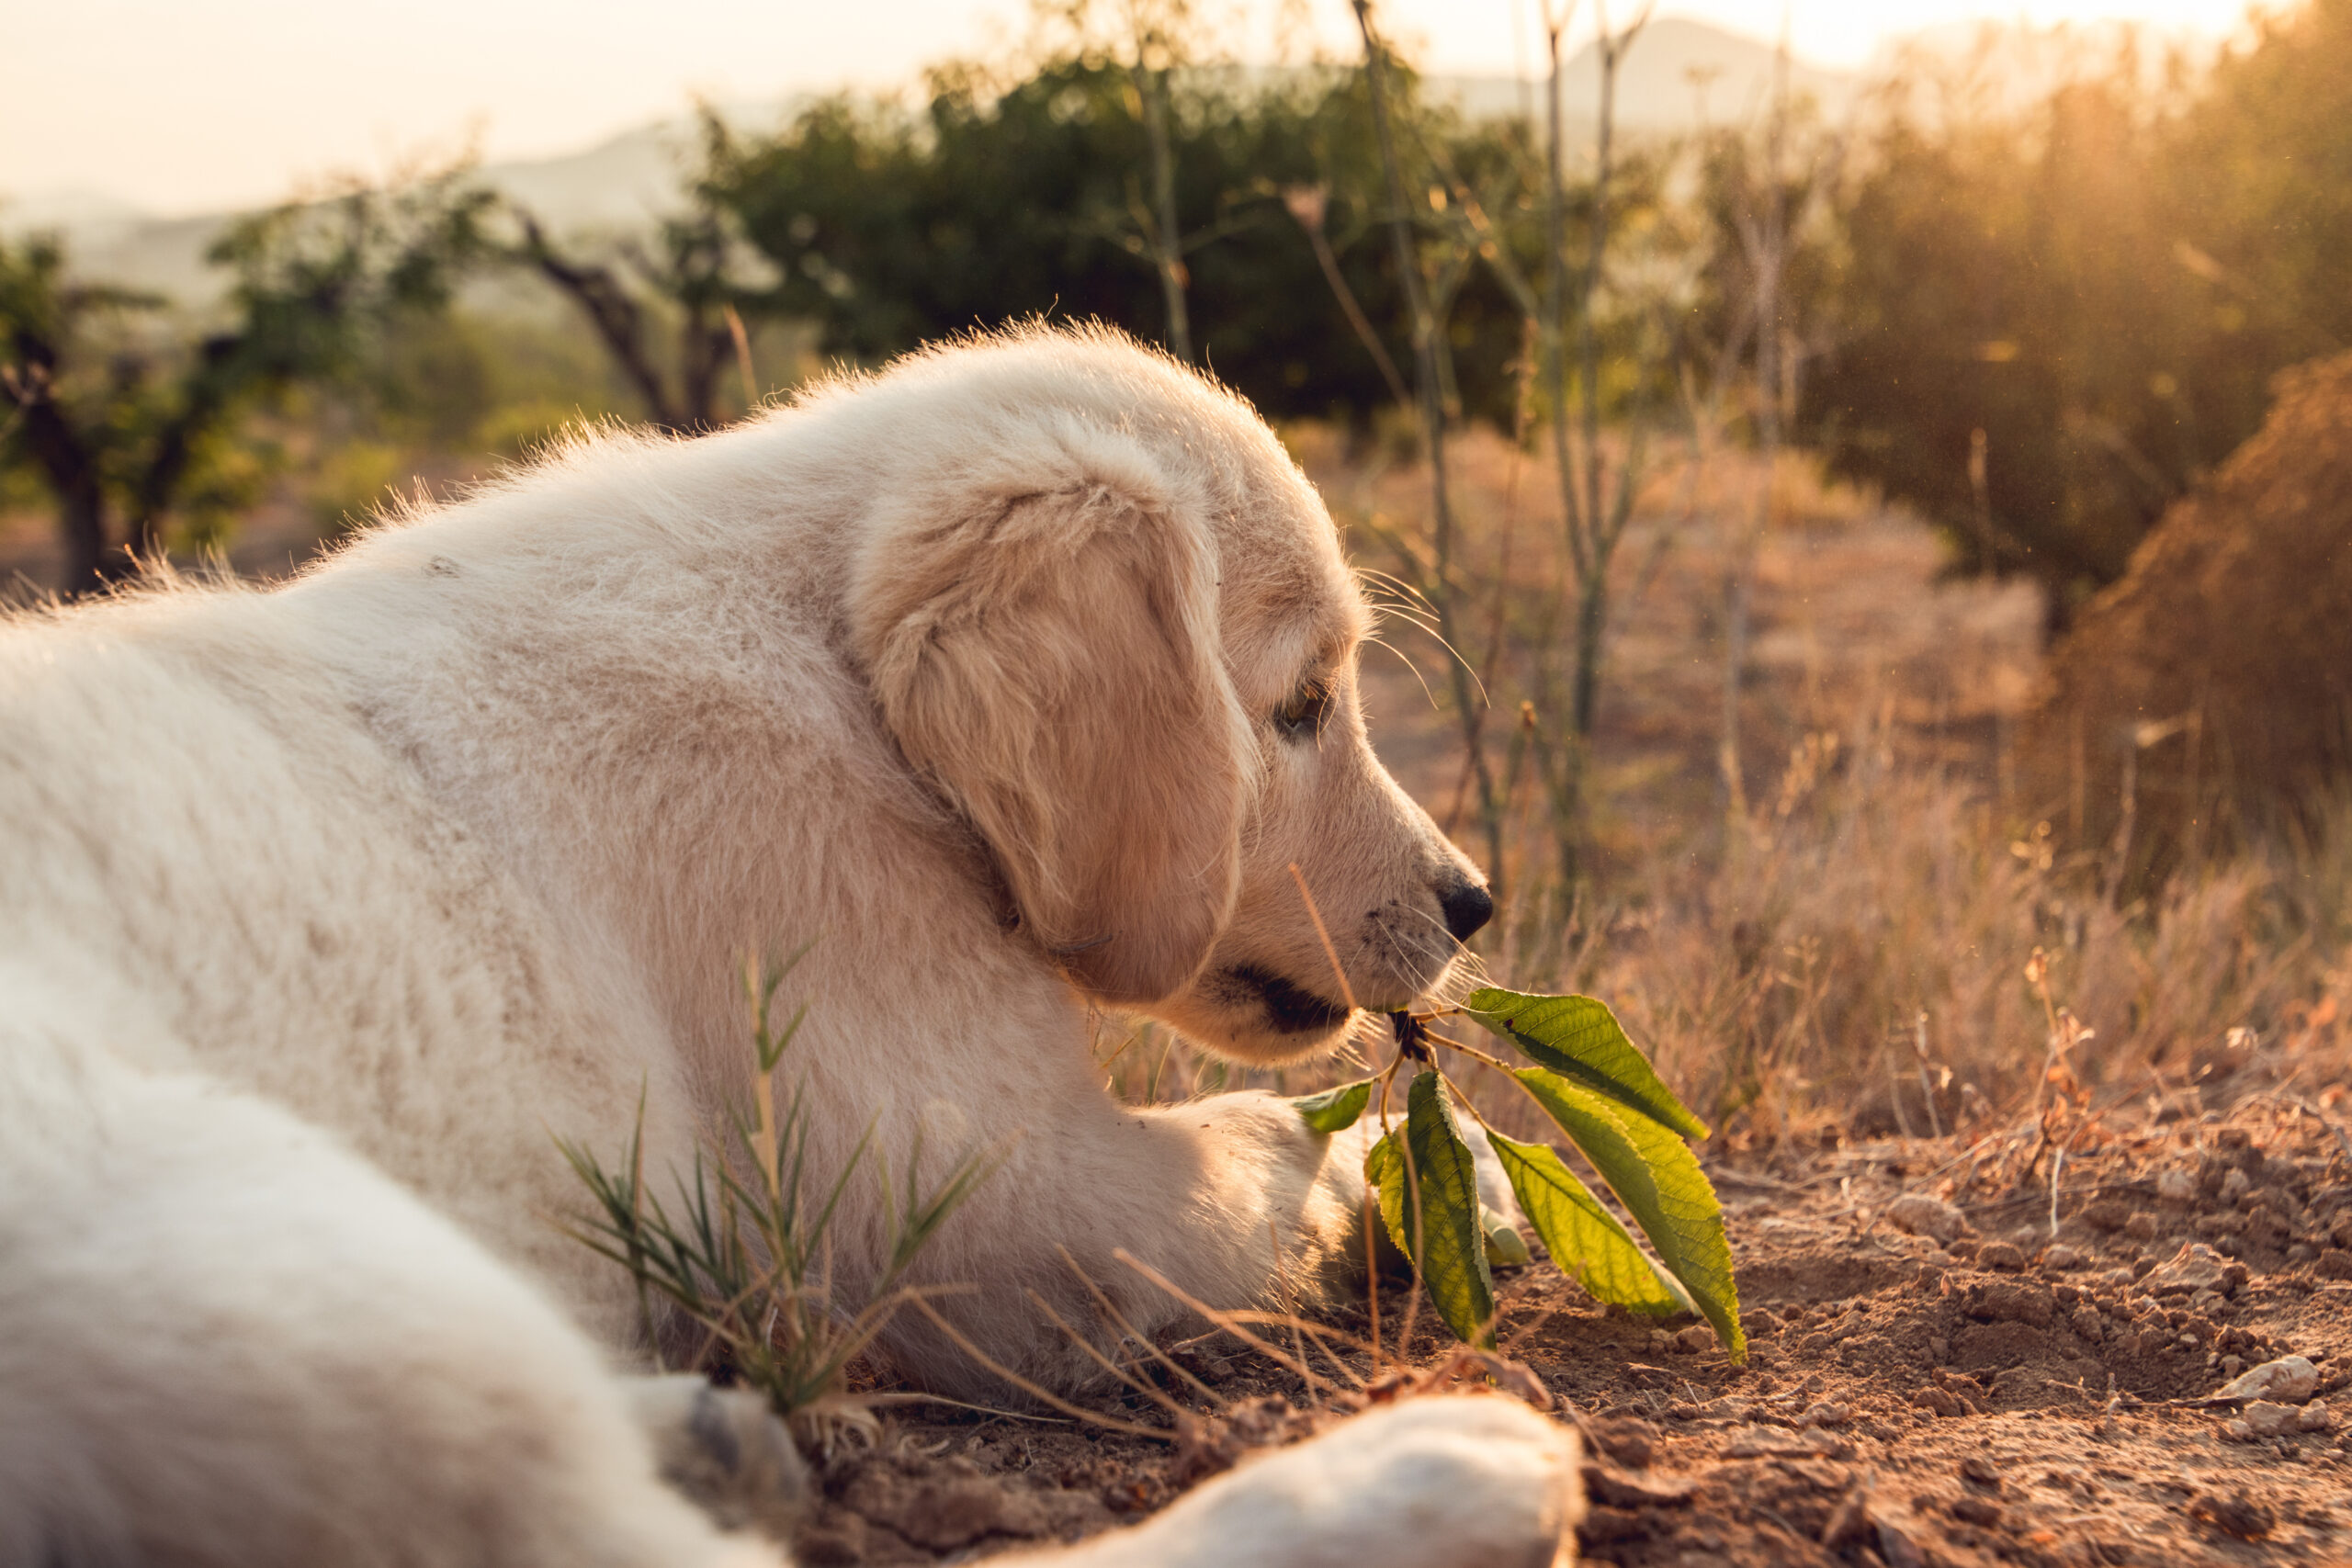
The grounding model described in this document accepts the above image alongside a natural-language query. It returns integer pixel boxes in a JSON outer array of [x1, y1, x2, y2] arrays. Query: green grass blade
[[1464, 987, 1710, 1139], [1513, 1067, 1745, 1362], [1292, 1077, 1374, 1133], [1401, 1070, 1498, 1348], [1484, 1128, 1691, 1316]]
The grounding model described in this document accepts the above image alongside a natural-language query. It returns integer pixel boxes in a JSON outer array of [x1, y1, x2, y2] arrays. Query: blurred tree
[[2160, 0, 2352, 423], [703, 51, 1532, 428], [502, 183, 772, 433], [1799, 4, 2352, 627], [0, 170, 489, 594], [1801, 64, 2195, 625]]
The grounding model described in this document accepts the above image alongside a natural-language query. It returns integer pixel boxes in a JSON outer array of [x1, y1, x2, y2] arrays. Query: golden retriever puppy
[[0, 326, 1575, 1567]]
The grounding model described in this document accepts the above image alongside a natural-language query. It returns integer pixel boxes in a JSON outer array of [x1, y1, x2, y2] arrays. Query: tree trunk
[[11, 330, 112, 595], [1138, 63, 1192, 364], [515, 212, 688, 432]]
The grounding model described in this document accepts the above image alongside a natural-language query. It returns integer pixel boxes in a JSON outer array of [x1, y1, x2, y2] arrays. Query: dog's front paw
[[1093, 1394, 1580, 1568], [622, 1374, 810, 1541]]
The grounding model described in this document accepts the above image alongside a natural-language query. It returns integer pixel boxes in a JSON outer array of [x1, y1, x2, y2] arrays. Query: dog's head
[[847, 328, 1489, 1063]]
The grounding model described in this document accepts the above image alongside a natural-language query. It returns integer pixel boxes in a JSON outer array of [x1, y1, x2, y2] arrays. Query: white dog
[[0, 327, 1579, 1567]]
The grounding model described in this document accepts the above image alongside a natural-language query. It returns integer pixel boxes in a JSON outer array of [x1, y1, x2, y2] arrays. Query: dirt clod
[[1581, 1467, 1699, 1509], [1975, 1241, 2027, 1271], [836, 1465, 1047, 1551], [1962, 1278, 2054, 1326], [1886, 1193, 1965, 1244], [2188, 1487, 2278, 1541], [1586, 1417, 1659, 1470]]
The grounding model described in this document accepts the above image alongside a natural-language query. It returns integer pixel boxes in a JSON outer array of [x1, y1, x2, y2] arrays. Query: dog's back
[[0, 589, 752, 1568], [0, 589, 687, 1296]]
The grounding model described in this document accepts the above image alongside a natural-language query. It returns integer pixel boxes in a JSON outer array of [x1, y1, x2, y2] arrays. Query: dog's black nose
[[1436, 877, 1494, 942]]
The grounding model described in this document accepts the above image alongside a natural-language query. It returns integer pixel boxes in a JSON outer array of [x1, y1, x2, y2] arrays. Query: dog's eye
[[1274, 680, 1331, 740]]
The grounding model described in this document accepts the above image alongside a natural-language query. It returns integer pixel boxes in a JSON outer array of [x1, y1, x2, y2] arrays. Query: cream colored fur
[[0, 326, 1573, 1566]]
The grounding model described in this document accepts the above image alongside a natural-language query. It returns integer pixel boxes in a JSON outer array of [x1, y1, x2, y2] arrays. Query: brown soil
[[792, 1099, 2352, 1567]]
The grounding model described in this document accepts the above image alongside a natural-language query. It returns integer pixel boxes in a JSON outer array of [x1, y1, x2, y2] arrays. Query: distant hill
[[1430, 16, 1854, 132], [6, 15, 1852, 303]]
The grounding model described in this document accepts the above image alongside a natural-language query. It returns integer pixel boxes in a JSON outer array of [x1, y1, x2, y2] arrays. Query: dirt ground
[[791, 1096, 2351, 1566]]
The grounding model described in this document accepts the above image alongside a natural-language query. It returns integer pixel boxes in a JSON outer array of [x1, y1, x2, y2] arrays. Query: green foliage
[[559, 957, 994, 1428], [1486, 1130, 1689, 1315], [1385, 1070, 1499, 1347], [1463, 987, 1710, 1140], [703, 56, 1535, 427], [1510, 1067, 1744, 1360], [1304, 988, 1743, 1361], [1292, 1076, 1374, 1132], [0, 166, 492, 592]]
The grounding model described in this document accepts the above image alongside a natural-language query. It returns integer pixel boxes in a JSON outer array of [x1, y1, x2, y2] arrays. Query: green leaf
[[1514, 1068, 1745, 1362], [1293, 1077, 1374, 1133], [1463, 987, 1710, 1139], [1485, 1129, 1690, 1316], [1365, 1129, 1408, 1257], [1400, 1070, 1499, 1348]]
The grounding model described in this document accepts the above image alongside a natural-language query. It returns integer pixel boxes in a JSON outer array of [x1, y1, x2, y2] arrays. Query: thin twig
[[1058, 1246, 1224, 1405], [1271, 1219, 1326, 1406], [1289, 863, 1360, 1011], [905, 1297, 1171, 1440], [1114, 1249, 1354, 1402], [862, 1392, 1073, 1424], [1363, 1184, 1385, 1379], [1025, 1288, 1191, 1416], [1170, 1309, 1373, 1395]]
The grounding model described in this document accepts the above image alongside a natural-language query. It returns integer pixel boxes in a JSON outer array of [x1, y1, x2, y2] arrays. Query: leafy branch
[[1296, 985, 1743, 1360]]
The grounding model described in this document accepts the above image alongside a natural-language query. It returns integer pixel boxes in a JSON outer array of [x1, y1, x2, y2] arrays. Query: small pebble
[[1799, 1401, 1851, 1428], [2124, 1212, 2160, 1242], [2157, 1168, 2197, 1203], [2217, 1356, 2319, 1404], [2221, 1168, 2252, 1204], [2043, 1244, 2086, 1269], [2299, 1399, 2333, 1433], [1959, 1454, 2001, 1491], [1977, 1241, 2026, 1272]]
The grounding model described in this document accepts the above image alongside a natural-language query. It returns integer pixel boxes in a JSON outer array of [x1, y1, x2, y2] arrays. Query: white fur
[[0, 327, 1569, 1565]]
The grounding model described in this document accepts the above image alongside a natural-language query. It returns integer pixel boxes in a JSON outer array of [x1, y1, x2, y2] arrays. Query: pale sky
[[1, 0, 2268, 218]]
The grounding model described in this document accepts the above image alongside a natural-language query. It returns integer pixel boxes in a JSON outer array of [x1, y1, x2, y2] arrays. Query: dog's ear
[[854, 481, 1248, 1004]]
